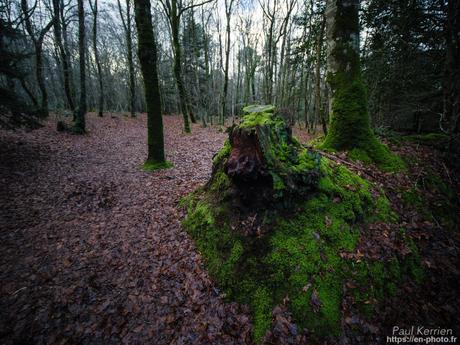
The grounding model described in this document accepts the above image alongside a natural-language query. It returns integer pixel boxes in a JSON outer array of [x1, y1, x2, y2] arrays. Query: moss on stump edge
[[143, 160, 173, 171], [181, 106, 423, 343]]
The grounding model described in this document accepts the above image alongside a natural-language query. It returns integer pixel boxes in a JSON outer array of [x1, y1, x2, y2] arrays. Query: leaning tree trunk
[[134, 0, 166, 164], [322, 0, 373, 150]]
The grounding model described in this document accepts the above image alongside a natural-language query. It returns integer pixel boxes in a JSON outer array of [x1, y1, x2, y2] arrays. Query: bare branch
[[178, 0, 215, 18]]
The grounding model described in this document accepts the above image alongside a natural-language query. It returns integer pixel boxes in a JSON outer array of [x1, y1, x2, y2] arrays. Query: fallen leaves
[[310, 289, 321, 313], [0, 114, 250, 345]]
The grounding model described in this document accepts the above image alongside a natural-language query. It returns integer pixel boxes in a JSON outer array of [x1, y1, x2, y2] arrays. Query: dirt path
[[0, 114, 251, 345]]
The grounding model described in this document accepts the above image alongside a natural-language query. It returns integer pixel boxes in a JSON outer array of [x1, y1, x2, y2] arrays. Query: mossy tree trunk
[[321, 0, 404, 172], [134, 0, 165, 164], [322, 0, 373, 150]]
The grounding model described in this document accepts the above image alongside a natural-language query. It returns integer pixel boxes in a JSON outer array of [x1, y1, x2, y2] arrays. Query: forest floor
[[1, 114, 459, 345], [0, 114, 252, 345]]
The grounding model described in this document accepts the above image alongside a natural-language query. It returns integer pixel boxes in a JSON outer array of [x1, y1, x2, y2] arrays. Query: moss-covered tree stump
[[182, 106, 423, 343], [219, 104, 321, 205]]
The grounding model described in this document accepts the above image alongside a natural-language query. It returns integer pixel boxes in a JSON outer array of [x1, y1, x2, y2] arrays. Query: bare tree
[[220, 0, 236, 124], [21, 0, 54, 117], [74, 0, 86, 133], [117, 0, 136, 117], [89, 0, 104, 117], [52, 0, 75, 112], [158, 0, 214, 133]]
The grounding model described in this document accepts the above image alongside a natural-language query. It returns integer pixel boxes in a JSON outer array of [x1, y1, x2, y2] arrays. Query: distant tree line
[[0, 0, 458, 136]]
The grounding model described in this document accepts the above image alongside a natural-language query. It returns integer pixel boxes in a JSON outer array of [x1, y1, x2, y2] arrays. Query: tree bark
[[52, 0, 75, 112], [90, 0, 104, 117], [171, 12, 191, 132], [322, 0, 374, 150], [314, 13, 326, 134], [118, 0, 136, 117], [221, 0, 234, 125], [75, 0, 86, 133], [134, 0, 166, 163]]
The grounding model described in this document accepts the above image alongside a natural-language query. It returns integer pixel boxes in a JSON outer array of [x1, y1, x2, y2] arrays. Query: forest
[[0, 0, 459, 344]]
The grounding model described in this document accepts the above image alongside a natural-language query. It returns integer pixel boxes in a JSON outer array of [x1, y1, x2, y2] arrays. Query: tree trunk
[[74, 0, 86, 133], [126, 0, 136, 117], [221, 0, 234, 125], [90, 0, 104, 117], [118, 0, 136, 117], [34, 44, 48, 117], [171, 10, 191, 133], [53, 0, 75, 112], [322, 0, 373, 150], [134, 0, 166, 164], [21, 0, 53, 117], [314, 14, 326, 135]]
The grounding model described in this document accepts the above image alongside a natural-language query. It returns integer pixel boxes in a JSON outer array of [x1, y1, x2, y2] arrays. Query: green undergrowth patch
[[182, 151, 421, 342], [405, 133, 449, 144], [350, 238, 424, 317], [143, 160, 173, 171], [401, 169, 458, 230], [344, 138, 405, 173]]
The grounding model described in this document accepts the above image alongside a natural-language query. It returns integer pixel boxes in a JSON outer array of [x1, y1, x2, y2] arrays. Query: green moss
[[234, 107, 322, 201], [183, 107, 424, 342], [239, 109, 283, 129], [182, 155, 414, 342], [242, 104, 275, 114], [319, 42, 405, 173], [349, 236, 425, 318], [373, 195, 399, 222], [253, 287, 273, 343], [213, 140, 231, 166], [405, 133, 449, 144], [143, 160, 173, 171], [400, 171, 458, 230], [209, 170, 231, 192], [348, 148, 373, 165]]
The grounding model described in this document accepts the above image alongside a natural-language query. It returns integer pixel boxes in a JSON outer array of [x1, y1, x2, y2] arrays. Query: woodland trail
[[0, 114, 251, 345]]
